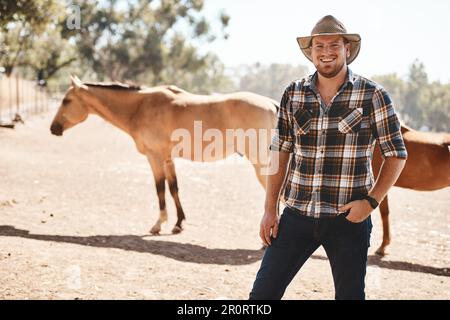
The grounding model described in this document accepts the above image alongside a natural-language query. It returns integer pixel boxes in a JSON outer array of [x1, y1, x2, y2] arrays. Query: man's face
[[311, 35, 350, 78]]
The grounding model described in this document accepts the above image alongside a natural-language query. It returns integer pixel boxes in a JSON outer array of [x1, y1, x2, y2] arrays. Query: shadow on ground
[[1, 225, 448, 276], [0, 225, 262, 265]]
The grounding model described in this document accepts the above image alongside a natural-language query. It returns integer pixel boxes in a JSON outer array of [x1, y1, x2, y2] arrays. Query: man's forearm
[[369, 157, 406, 203], [264, 151, 291, 213]]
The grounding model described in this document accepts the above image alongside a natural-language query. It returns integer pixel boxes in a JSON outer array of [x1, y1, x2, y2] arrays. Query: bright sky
[[203, 0, 450, 83]]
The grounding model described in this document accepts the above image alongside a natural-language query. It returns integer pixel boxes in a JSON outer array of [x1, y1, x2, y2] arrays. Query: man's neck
[[316, 66, 348, 93]]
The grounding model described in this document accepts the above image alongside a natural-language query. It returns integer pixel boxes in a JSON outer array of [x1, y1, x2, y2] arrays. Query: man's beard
[[316, 60, 346, 78]]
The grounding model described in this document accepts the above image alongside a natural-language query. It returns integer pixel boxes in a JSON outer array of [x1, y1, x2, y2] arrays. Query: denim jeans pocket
[[338, 211, 363, 225], [336, 214, 369, 244], [342, 215, 364, 225]]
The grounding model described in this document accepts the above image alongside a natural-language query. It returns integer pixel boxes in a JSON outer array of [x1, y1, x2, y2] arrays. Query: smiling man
[[249, 15, 407, 300]]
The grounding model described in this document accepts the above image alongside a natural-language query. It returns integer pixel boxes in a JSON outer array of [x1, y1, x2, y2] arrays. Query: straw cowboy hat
[[296, 15, 361, 65]]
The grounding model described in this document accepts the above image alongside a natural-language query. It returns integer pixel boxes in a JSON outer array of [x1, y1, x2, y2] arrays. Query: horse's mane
[[84, 82, 189, 95], [84, 82, 142, 91], [164, 85, 188, 95]]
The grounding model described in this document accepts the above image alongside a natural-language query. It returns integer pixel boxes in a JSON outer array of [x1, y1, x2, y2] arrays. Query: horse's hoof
[[375, 247, 387, 257], [150, 226, 161, 235], [172, 226, 182, 234]]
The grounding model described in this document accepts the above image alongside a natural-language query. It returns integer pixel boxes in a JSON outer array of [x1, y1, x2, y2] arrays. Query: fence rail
[[0, 73, 56, 126]]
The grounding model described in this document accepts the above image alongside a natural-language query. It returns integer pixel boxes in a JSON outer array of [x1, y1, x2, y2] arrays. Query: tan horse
[[372, 124, 450, 256], [50, 76, 277, 234]]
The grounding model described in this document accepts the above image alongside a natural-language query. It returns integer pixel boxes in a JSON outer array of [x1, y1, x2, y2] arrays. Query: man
[[249, 15, 407, 300]]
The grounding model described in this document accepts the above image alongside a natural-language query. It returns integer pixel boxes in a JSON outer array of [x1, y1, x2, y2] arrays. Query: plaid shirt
[[270, 69, 408, 218]]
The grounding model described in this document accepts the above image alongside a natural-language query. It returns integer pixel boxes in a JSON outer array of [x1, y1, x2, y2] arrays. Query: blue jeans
[[249, 206, 372, 300]]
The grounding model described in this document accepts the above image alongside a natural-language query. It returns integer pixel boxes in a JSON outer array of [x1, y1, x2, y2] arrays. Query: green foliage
[[70, 0, 229, 83], [421, 82, 450, 132], [372, 73, 406, 113], [157, 53, 236, 94], [237, 63, 309, 100], [0, 0, 64, 77], [374, 60, 450, 132], [0, 22, 28, 76], [26, 25, 78, 83], [1, 0, 232, 94], [0, 0, 58, 31]]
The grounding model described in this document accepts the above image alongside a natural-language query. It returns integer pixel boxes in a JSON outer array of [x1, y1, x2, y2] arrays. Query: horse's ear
[[70, 75, 84, 89]]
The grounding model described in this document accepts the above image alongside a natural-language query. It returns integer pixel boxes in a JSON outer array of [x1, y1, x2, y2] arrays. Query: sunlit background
[[205, 0, 450, 83], [1, 0, 449, 131]]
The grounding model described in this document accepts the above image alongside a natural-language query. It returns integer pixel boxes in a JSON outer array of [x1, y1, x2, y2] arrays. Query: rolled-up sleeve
[[370, 87, 408, 159], [270, 88, 294, 153]]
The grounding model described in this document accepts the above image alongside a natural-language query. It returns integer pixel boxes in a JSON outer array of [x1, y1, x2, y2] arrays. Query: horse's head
[[50, 75, 89, 136]]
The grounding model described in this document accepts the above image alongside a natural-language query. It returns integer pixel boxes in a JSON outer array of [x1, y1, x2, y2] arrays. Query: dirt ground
[[1, 112, 449, 300]]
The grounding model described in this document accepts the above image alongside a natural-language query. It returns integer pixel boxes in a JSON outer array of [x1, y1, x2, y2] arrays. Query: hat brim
[[296, 33, 361, 65]]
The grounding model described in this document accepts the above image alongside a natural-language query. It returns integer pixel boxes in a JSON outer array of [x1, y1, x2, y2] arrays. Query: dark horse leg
[[164, 158, 185, 234], [376, 194, 391, 256], [147, 153, 167, 234]]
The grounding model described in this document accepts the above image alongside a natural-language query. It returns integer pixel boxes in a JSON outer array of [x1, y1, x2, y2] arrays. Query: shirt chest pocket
[[338, 107, 363, 134], [293, 108, 312, 135]]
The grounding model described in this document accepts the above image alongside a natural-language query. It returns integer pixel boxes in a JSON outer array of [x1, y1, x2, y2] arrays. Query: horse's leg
[[163, 158, 185, 234], [147, 153, 168, 235], [375, 194, 391, 256], [250, 162, 267, 190], [239, 134, 269, 191]]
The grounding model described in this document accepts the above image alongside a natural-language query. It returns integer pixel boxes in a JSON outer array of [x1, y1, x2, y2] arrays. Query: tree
[[0, 0, 61, 76], [0, 0, 57, 30], [69, 0, 230, 83], [0, 23, 28, 76], [372, 73, 407, 118], [404, 59, 428, 128], [26, 25, 78, 85], [159, 52, 236, 94], [421, 82, 450, 132], [374, 60, 450, 132], [237, 63, 309, 100]]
